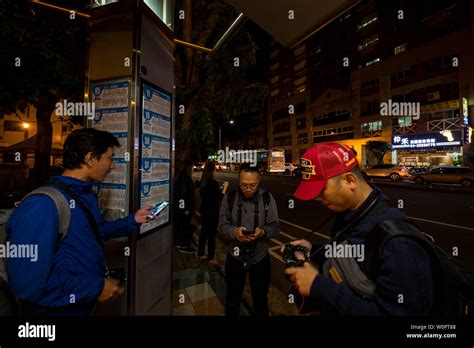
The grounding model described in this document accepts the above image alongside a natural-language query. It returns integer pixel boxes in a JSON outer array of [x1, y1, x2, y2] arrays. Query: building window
[[392, 93, 409, 103], [294, 61, 306, 72], [314, 126, 354, 137], [394, 43, 407, 55], [270, 75, 279, 84], [295, 102, 306, 114], [357, 15, 378, 31], [427, 109, 459, 120], [361, 79, 379, 89], [4, 121, 23, 132], [394, 116, 413, 127], [273, 135, 292, 147], [311, 46, 322, 56], [442, 55, 456, 67], [273, 122, 290, 134], [358, 35, 379, 51], [270, 62, 280, 71], [395, 68, 413, 81], [365, 57, 380, 66], [362, 100, 379, 113], [270, 49, 280, 59], [297, 133, 308, 144], [296, 118, 306, 130], [294, 69, 306, 80], [361, 121, 382, 137], [293, 45, 306, 57]]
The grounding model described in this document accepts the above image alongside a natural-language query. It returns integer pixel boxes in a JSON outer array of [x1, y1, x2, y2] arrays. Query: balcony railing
[[427, 117, 461, 132], [392, 123, 418, 135], [361, 129, 382, 138]]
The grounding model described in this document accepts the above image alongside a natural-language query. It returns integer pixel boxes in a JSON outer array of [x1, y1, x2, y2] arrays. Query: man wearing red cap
[[284, 142, 433, 315]]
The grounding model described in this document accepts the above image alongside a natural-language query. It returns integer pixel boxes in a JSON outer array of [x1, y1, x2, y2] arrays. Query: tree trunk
[[32, 103, 55, 188]]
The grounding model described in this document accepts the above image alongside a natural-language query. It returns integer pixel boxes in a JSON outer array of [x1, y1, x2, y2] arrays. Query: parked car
[[362, 164, 409, 181], [284, 163, 298, 175], [408, 166, 474, 187], [193, 162, 204, 171], [216, 163, 228, 171]]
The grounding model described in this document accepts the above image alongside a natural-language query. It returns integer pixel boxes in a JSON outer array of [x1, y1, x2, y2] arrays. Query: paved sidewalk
[[172, 219, 295, 316]]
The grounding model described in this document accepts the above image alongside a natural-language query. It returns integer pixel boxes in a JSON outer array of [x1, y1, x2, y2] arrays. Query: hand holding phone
[[147, 201, 169, 220], [242, 229, 254, 236]]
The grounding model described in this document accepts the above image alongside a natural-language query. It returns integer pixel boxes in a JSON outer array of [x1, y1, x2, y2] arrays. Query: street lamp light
[[22, 122, 29, 140], [219, 120, 235, 150]]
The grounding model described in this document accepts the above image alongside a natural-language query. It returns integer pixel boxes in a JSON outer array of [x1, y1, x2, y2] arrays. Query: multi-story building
[[264, 0, 474, 167]]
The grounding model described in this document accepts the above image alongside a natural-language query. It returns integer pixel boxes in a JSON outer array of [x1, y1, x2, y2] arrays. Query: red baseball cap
[[294, 142, 358, 200]]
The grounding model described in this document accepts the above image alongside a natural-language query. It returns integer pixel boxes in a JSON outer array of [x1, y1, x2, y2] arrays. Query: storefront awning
[[225, 0, 360, 47]]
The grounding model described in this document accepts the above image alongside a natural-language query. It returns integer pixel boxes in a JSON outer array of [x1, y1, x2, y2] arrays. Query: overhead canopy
[[226, 0, 360, 48]]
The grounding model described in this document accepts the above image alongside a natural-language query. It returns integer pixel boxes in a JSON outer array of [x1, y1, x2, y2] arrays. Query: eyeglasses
[[240, 183, 258, 190]]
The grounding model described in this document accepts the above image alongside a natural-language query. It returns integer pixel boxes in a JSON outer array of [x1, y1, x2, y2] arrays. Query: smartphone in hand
[[147, 201, 169, 220]]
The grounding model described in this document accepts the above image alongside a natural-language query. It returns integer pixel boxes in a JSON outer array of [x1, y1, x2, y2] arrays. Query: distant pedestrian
[[174, 161, 196, 253], [197, 162, 228, 266]]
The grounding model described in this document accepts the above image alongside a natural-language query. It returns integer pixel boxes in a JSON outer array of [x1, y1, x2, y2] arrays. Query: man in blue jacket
[[6, 128, 153, 316], [285, 142, 433, 315]]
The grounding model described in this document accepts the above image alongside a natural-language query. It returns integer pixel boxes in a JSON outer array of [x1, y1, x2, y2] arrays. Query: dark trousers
[[198, 214, 218, 259], [225, 253, 271, 317], [175, 211, 193, 245]]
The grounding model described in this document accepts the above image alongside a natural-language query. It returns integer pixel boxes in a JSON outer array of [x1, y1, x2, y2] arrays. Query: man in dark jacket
[[219, 164, 280, 316], [6, 128, 153, 316], [285, 142, 433, 315], [174, 161, 196, 253]]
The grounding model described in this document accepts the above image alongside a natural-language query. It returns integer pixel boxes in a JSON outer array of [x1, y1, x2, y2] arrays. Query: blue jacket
[[310, 187, 433, 315], [6, 176, 139, 315]]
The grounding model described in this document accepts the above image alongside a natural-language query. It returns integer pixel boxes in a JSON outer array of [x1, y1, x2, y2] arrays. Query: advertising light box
[[392, 130, 462, 149]]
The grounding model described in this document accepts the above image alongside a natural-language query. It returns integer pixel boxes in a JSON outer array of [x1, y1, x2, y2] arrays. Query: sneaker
[[179, 245, 196, 253], [199, 255, 208, 261]]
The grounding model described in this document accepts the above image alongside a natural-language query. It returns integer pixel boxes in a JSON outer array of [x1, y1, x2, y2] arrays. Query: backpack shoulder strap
[[262, 191, 270, 223], [365, 219, 434, 279], [22, 186, 71, 251], [227, 190, 237, 210]]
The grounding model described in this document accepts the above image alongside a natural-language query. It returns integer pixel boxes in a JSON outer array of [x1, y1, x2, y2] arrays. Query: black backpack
[[365, 219, 474, 317]]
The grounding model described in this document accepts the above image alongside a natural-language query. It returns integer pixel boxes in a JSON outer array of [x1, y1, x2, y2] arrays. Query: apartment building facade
[[265, 0, 474, 167]]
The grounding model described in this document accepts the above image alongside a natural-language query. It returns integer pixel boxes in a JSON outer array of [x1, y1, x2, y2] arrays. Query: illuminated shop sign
[[462, 98, 471, 144], [392, 130, 462, 149], [463, 98, 469, 125], [464, 126, 472, 144]]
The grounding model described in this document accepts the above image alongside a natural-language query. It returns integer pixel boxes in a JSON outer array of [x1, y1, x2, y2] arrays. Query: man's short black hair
[[62, 128, 120, 169], [239, 163, 259, 175]]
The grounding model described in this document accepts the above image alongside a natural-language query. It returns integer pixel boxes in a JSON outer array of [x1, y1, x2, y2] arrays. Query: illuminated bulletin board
[[139, 82, 172, 234], [91, 80, 130, 219]]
